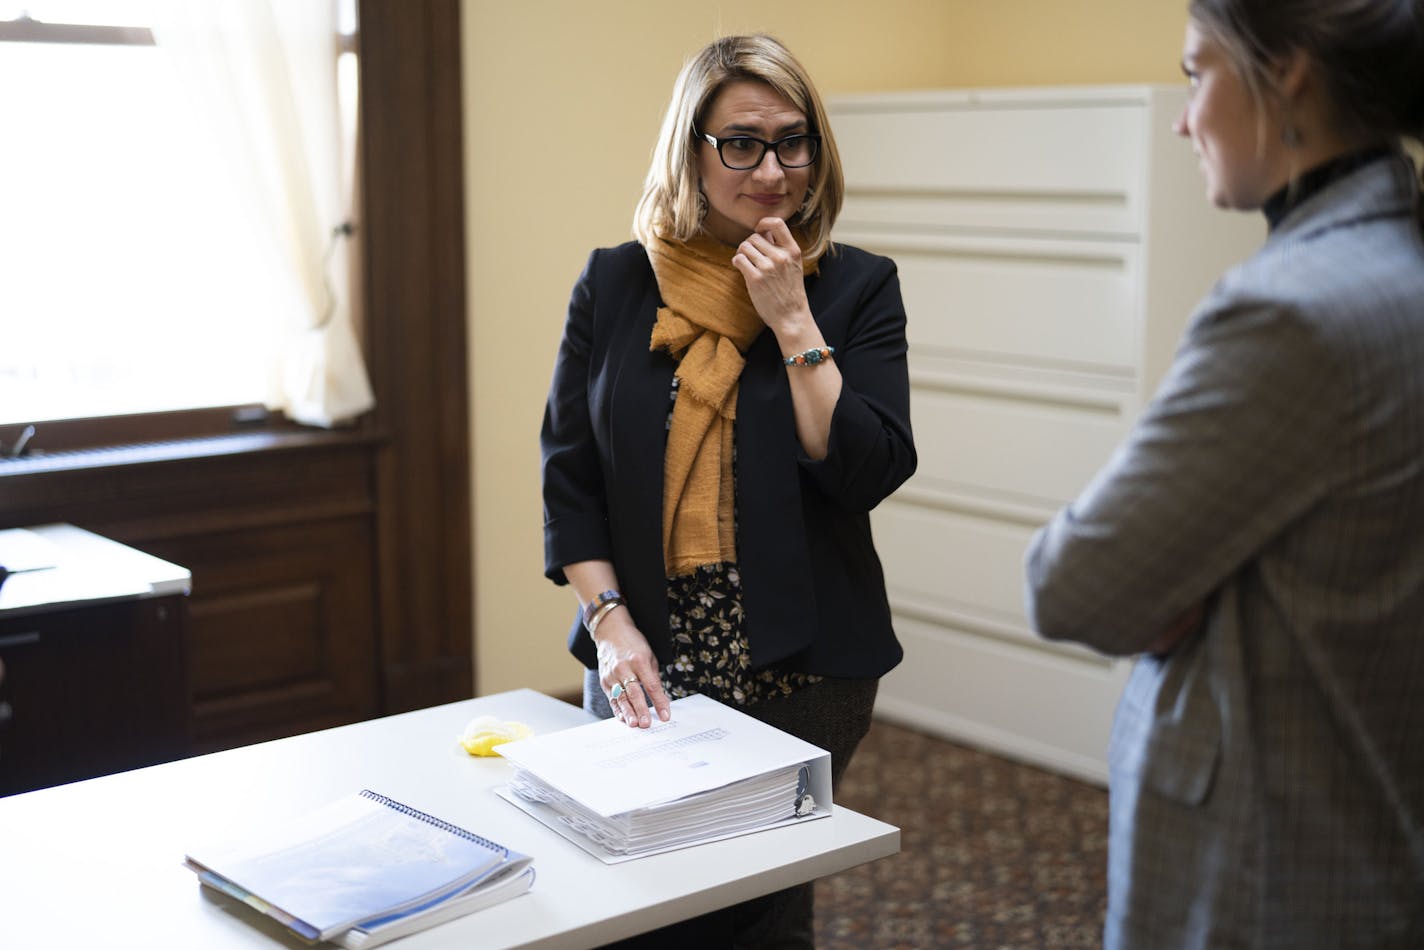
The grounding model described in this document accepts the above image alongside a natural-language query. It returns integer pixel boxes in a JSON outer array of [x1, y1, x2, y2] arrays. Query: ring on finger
[[609, 682, 625, 702]]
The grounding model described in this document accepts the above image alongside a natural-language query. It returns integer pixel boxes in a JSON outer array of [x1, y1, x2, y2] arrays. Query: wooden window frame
[[0, 0, 473, 714], [0, 8, 347, 456], [0, 14, 155, 46]]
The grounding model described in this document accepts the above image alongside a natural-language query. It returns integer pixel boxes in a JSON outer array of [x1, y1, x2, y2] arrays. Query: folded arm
[[1025, 301, 1342, 656]]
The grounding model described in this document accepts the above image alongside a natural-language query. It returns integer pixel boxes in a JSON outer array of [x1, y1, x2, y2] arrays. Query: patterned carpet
[[813, 720, 1109, 948]]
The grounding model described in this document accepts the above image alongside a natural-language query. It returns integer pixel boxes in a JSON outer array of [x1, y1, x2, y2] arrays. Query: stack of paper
[[496, 693, 831, 863]]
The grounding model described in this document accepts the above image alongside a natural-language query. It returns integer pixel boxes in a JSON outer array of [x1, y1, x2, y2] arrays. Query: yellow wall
[[461, 0, 1192, 695]]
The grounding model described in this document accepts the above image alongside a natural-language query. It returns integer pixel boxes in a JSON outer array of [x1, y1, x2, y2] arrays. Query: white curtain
[[152, 0, 374, 427]]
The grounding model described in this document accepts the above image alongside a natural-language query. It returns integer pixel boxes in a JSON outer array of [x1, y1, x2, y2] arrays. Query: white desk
[[0, 689, 898, 948], [0, 523, 192, 795], [0, 523, 191, 617]]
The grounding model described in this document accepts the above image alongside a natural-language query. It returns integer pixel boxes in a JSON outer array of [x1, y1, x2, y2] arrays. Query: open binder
[[496, 693, 832, 863]]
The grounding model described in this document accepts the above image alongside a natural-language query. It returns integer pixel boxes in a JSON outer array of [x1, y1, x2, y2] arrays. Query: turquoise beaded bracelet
[[783, 346, 835, 367]]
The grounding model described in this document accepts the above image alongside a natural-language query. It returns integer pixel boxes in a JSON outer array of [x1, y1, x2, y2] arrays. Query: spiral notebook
[[184, 789, 533, 947]]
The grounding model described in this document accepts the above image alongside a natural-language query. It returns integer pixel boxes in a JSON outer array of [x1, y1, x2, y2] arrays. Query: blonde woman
[[541, 34, 915, 946]]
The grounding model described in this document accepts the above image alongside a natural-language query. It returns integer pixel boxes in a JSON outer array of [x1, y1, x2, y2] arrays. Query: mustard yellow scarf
[[646, 232, 815, 576]]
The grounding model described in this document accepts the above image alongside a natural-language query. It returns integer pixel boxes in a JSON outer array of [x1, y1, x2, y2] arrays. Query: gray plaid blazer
[[1026, 153, 1424, 948]]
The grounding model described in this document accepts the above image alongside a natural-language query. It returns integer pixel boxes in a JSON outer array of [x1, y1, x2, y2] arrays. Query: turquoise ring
[[610, 682, 625, 702]]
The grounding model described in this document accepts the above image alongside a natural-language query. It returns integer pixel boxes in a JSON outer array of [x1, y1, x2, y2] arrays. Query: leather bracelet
[[587, 599, 625, 637], [582, 589, 622, 629]]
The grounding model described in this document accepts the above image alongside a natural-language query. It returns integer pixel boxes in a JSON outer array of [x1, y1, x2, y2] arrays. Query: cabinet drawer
[[831, 93, 1148, 235], [874, 500, 1038, 629], [883, 235, 1140, 373], [910, 387, 1129, 509]]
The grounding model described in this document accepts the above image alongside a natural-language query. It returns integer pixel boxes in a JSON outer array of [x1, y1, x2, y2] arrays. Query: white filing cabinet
[[829, 86, 1263, 783]]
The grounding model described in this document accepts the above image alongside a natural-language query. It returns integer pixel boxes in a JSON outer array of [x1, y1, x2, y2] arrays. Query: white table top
[[0, 523, 190, 618], [0, 689, 898, 949]]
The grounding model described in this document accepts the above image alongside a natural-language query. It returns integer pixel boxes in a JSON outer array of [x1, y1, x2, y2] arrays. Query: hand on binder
[[497, 694, 832, 862]]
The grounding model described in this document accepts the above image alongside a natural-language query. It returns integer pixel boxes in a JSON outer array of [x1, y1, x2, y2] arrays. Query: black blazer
[[541, 240, 915, 678]]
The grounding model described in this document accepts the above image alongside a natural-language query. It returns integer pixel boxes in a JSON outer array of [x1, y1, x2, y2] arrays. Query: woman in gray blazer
[[1026, 1, 1424, 946]]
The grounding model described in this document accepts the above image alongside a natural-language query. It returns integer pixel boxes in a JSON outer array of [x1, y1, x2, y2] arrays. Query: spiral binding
[[358, 789, 507, 855]]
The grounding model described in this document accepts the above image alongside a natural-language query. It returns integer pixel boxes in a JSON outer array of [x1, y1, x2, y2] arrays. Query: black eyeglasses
[[695, 130, 821, 170]]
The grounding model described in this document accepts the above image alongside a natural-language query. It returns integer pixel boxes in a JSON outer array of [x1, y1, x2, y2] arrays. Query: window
[[0, 1, 360, 439]]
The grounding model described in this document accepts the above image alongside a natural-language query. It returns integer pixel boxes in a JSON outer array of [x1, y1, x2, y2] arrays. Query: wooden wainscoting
[[0, 434, 384, 752]]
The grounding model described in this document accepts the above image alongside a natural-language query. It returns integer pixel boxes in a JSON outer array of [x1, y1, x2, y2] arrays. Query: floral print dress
[[660, 378, 820, 707]]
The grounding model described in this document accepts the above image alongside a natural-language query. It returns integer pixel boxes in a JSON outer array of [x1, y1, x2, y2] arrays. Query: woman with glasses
[[541, 33, 914, 946], [1027, 0, 1424, 945]]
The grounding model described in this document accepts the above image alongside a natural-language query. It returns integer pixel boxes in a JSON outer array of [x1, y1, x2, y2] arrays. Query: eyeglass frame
[[694, 129, 822, 170]]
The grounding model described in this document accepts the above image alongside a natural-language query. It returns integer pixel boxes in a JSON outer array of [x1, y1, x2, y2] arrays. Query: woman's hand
[[593, 609, 672, 728], [733, 217, 814, 337], [734, 216, 841, 460], [563, 560, 671, 727]]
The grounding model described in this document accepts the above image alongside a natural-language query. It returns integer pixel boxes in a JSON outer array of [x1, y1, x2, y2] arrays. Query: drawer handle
[[0, 631, 41, 649]]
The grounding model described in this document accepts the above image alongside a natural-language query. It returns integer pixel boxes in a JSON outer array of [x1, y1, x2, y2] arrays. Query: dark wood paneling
[[358, 0, 473, 711], [1, 435, 379, 542], [168, 517, 379, 752], [1, 438, 383, 753]]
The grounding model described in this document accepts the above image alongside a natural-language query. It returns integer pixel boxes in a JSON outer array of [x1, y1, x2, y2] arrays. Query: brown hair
[[632, 34, 845, 260], [1188, 0, 1424, 142]]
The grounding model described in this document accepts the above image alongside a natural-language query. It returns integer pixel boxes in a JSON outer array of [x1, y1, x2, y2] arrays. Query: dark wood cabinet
[[0, 596, 189, 795], [0, 526, 190, 796], [0, 435, 386, 755]]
